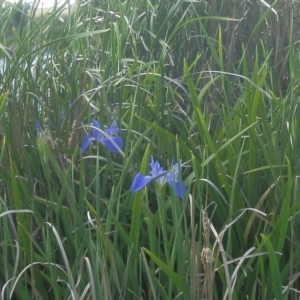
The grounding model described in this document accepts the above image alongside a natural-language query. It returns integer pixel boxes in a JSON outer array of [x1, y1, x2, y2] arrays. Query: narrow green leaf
[[261, 234, 282, 299], [130, 144, 150, 248], [143, 247, 189, 295]]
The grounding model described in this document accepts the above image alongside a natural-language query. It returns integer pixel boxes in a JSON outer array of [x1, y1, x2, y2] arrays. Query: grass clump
[[1, 0, 300, 299]]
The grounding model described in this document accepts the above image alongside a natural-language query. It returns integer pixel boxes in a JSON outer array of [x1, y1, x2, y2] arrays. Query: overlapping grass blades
[[1, 0, 300, 298]]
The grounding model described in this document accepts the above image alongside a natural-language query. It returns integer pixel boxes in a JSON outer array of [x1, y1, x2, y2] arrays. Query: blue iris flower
[[131, 155, 187, 199], [35, 119, 42, 136], [81, 119, 123, 153]]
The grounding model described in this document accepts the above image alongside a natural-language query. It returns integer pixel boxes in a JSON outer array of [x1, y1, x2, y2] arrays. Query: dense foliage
[[1, 0, 300, 299]]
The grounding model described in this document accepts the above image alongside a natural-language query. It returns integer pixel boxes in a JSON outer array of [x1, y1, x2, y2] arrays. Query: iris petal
[[35, 120, 42, 136], [102, 136, 123, 153], [150, 156, 165, 177], [166, 163, 180, 182], [166, 173, 178, 184], [81, 119, 123, 153], [105, 120, 120, 136], [173, 181, 187, 199], [80, 134, 94, 152], [166, 162, 186, 198], [92, 129, 103, 142], [131, 156, 187, 198], [91, 119, 101, 128], [91, 119, 102, 141], [171, 162, 179, 177], [61, 110, 66, 118], [131, 173, 154, 192]]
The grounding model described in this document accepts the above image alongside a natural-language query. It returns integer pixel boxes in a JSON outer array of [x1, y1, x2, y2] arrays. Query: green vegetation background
[[1, 0, 300, 299]]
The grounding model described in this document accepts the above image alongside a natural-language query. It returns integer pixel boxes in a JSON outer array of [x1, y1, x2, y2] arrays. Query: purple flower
[[81, 119, 123, 153], [35, 119, 42, 136], [131, 156, 187, 199]]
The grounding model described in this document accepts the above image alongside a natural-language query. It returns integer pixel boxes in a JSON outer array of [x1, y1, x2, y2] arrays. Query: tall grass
[[1, 0, 300, 298]]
